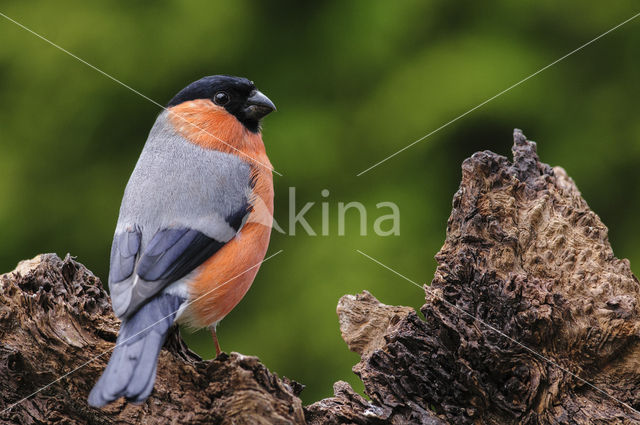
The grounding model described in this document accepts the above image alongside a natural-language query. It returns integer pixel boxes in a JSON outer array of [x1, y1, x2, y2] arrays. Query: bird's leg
[[210, 326, 222, 356]]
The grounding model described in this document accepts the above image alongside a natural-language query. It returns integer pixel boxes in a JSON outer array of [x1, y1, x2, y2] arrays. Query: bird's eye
[[213, 91, 230, 106]]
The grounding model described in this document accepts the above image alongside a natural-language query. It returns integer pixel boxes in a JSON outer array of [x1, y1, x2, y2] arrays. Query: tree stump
[[0, 254, 305, 424], [1, 130, 639, 424], [308, 130, 640, 424]]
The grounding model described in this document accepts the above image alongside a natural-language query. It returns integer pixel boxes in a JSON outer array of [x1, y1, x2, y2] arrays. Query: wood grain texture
[[0, 254, 304, 424], [2, 130, 638, 424], [308, 130, 640, 424]]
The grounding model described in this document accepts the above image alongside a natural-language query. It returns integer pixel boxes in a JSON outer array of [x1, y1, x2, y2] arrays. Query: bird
[[88, 75, 276, 407]]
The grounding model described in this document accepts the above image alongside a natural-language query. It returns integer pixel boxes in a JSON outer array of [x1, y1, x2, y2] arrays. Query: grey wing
[[109, 200, 252, 319], [109, 226, 141, 284], [108, 115, 254, 318]]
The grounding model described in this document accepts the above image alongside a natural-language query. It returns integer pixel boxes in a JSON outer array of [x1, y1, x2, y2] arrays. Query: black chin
[[238, 116, 261, 133]]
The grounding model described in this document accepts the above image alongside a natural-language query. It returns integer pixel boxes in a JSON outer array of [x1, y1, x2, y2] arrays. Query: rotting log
[[307, 130, 640, 424], [0, 254, 305, 424], [1, 130, 639, 424]]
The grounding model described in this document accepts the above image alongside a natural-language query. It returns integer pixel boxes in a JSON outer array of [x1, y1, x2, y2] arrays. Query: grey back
[[108, 111, 252, 317]]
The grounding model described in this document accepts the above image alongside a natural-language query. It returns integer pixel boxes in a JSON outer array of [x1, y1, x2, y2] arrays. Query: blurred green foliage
[[1, 1, 639, 403]]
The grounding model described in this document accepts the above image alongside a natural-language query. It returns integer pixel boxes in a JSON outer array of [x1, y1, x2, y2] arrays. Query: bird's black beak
[[244, 90, 276, 120]]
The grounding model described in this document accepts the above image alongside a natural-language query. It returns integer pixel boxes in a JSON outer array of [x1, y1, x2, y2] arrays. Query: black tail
[[88, 294, 183, 407]]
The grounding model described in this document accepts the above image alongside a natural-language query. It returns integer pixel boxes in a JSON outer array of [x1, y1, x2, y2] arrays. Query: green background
[[1, 1, 639, 403]]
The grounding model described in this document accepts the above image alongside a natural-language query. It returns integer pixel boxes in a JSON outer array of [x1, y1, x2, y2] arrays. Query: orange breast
[[187, 163, 273, 328], [166, 100, 275, 328], [168, 99, 273, 172]]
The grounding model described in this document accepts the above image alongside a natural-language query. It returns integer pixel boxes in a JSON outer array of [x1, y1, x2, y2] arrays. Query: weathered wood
[[308, 130, 640, 424], [0, 254, 305, 424], [2, 130, 639, 424]]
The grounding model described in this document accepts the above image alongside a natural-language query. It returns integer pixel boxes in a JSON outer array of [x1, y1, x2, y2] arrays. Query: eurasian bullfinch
[[88, 75, 276, 407]]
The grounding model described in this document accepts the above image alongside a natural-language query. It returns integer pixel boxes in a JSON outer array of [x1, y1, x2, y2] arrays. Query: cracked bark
[[1, 130, 639, 424], [0, 254, 305, 424], [307, 130, 640, 424]]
